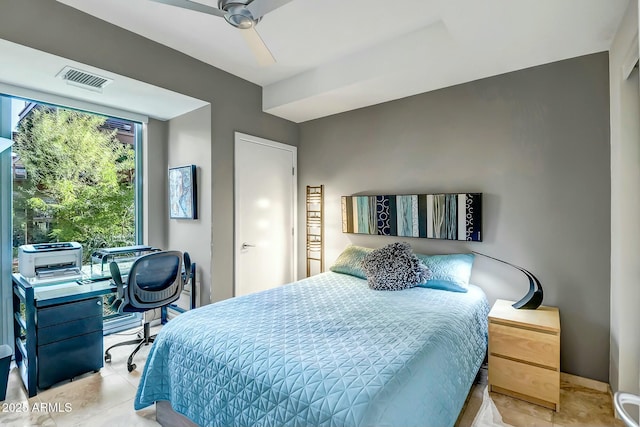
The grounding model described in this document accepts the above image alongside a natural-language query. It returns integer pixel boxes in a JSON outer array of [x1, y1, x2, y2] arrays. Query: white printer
[[18, 242, 83, 281]]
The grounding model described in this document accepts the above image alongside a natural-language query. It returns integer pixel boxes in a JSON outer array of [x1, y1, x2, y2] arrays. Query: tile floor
[[0, 327, 627, 427], [0, 327, 159, 427], [456, 367, 626, 427]]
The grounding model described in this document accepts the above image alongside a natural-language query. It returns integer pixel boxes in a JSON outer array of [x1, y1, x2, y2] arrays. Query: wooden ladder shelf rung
[[306, 185, 324, 277]]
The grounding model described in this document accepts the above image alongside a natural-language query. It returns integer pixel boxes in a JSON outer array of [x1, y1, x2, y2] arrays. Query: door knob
[[241, 242, 256, 250]]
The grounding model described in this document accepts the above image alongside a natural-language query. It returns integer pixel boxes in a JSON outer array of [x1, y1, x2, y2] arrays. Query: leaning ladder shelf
[[306, 185, 324, 277]]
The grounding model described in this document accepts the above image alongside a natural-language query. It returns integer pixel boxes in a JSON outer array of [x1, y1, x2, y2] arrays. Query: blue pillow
[[414, 253, 475, 292], [329, 245, 373, 279]]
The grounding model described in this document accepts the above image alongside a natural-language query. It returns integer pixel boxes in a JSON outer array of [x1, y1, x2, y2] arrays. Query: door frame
[[233, 132, 297, 296]]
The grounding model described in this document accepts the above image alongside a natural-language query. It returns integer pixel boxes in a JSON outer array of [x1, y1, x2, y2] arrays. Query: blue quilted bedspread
[[135, 272, 489, 427]]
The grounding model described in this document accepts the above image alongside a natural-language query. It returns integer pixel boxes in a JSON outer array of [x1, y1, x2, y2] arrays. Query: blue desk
[[12, 274, 115, 397], [12, 261, 196, 397]]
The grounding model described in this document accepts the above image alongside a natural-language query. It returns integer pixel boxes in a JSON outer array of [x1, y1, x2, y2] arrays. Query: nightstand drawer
[[489, 355, 559, 406], [489, 322, 559, 369]]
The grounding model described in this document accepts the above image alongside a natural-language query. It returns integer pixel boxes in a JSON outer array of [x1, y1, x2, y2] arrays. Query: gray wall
[[167, 105, 212, 306], [144, 118, 169, 251], [0, 0, 299, 303], [298, 53, 611, 382]]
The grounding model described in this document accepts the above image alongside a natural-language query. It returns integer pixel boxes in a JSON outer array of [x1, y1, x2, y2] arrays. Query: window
[[1, 93, 146, 345], [10, 100, 142, 267]]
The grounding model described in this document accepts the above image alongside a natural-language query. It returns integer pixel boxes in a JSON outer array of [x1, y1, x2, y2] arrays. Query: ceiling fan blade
[[246, 0, 294, 19], [148, 0, 225, 17], [240, 27, 276, 67]]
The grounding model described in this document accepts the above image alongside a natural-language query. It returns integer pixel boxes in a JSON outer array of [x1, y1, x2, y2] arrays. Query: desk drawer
[[38, 331, 103, 389], [37, 297, 103, 327], [38, 315, 102, 345]]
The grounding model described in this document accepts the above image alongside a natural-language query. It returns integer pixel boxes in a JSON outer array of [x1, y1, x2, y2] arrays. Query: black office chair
[[104, 250, 192, 372]]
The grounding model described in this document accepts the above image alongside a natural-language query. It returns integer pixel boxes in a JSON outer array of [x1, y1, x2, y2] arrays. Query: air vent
[[56, 66, 113, 92]]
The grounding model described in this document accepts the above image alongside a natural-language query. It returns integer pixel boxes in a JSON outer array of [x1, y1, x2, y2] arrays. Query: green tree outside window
[[13, 107, 135, 262]]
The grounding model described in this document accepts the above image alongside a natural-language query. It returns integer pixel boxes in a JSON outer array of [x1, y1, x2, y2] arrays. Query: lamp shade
[[0, 137, 13, 154], [473, 251, 544, 310]]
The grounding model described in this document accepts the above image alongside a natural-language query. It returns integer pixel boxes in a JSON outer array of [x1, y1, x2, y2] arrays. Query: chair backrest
[[121, 250, 184, 310]]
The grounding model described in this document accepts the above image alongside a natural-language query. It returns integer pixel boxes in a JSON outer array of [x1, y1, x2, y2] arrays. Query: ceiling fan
[[149, 0, 292, 66]]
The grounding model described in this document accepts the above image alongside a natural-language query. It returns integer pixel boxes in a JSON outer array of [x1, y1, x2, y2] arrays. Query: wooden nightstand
[[488, 299, 561, 411]]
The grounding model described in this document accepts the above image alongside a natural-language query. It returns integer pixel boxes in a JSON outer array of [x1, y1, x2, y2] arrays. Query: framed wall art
[[169, 165, 197, 219], [341, 192, 482, 241]]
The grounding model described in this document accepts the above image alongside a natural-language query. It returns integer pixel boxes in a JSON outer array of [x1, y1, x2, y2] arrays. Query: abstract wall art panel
[[169, 164, 197, 219], [341, 193, 482, 241]]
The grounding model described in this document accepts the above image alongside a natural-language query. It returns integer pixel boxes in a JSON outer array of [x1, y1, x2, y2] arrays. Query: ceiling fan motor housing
[[218, 0, 260, 28]]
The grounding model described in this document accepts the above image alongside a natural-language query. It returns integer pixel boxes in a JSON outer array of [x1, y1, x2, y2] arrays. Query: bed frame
[[156, 401, 198, 427]]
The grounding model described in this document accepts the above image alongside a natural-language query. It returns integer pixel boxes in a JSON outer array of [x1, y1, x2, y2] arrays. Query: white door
[[234, 132, 296, 296]]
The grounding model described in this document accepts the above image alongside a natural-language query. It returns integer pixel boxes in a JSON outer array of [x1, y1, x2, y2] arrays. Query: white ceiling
[[0, 39, 208, 121], [10, 0, 634, 123]]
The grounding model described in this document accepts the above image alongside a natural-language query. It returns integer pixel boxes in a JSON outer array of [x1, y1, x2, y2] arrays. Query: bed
[[134, 271, 489, 427]]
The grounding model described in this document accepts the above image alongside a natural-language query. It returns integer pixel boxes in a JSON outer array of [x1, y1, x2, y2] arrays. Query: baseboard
[[560, 372, 609, 393]]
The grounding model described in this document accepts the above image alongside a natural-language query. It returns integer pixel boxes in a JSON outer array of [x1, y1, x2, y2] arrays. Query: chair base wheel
[[104, 354, 111, 363], [127, 364, 136, 372]]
